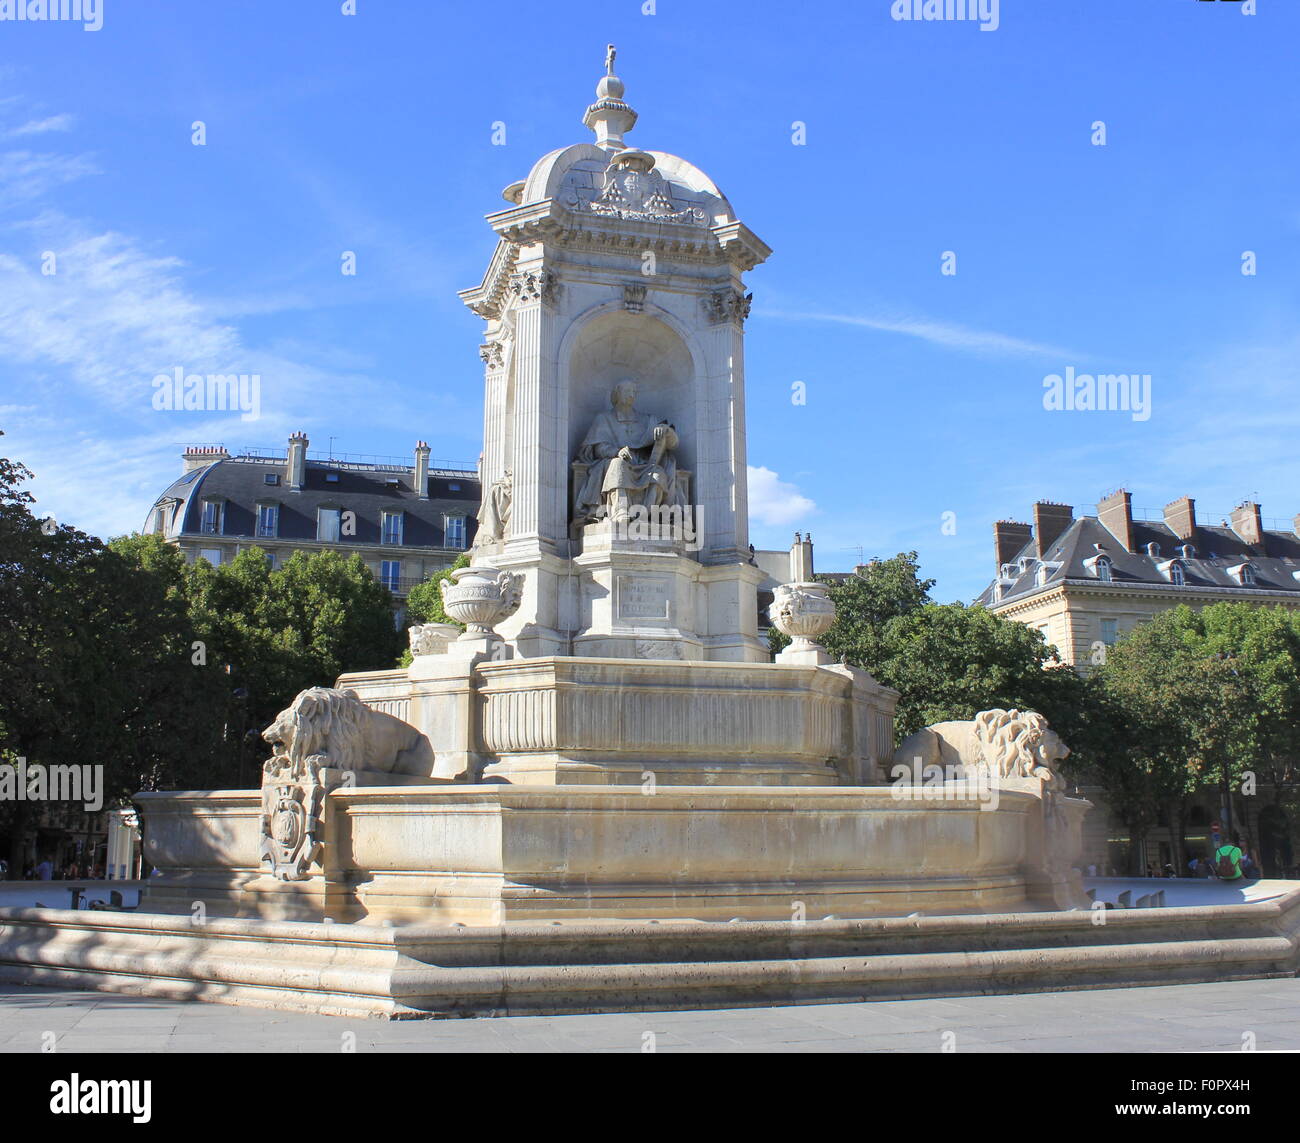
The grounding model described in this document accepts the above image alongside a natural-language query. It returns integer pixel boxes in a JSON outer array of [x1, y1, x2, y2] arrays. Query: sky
[[0, 0, 1296, 603]]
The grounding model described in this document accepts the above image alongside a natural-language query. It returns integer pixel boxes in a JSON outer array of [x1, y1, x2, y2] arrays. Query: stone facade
[[146, 435, 479, 613], [981, 492, 1300, 671]]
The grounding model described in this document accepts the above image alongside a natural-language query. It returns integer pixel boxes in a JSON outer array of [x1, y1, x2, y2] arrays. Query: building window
[[325, 472, 340, 483], [265, 552, 276, 569], [317, 507, 341, 542], [449, 482, 461, 492], [152, 506, 167, 535], [445, 515, 466, 549], [381, 510, 404, 545], [257, 503, 279, 538], [198, 548, 223, 566], [1100, 618, 1118, 646], [380, 560, 401, 591], [200, 500, 223, 535], [1084, 554, 1112, 581], [1170, 562, 1185, 586], [264, 473, 280, 486], [1241, 564, 1257, 586]]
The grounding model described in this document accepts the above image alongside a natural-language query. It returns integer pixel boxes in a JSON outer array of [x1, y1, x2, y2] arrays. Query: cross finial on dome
[[583, 43, 637, 151]]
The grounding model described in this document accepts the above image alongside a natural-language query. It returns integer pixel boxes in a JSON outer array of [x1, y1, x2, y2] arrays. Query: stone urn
[[408, 622, 460, 657], [439, 566, 522, 636], [770, 582, 836, 653]]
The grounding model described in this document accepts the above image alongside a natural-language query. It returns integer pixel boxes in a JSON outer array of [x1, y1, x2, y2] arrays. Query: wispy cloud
[[765, 308, 1075, 359], [9, 113, 73, 137], [0, 149, 97, 200]]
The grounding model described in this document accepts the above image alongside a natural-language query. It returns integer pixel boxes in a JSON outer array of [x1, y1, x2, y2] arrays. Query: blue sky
[[0, 0, 1295, 603]]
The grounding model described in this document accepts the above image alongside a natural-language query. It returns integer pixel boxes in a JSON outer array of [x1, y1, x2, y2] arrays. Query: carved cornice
[[458, 240, 519, 320], [482, 198, 770, 271]]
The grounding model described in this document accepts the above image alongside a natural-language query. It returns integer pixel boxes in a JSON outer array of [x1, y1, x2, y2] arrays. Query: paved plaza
[[1, 977, 1297, 1053]]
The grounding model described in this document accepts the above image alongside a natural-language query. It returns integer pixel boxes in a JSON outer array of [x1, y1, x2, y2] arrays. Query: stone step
[[2, 893, 1297, 1019]]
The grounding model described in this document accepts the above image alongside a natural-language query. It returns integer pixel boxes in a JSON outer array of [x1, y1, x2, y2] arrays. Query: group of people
[[0, 857, 102, 882]]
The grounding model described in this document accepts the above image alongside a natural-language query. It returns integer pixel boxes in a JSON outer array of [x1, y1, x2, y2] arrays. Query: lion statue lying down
[[261, 686, 434, 781], [891, 708, 1068, 789]]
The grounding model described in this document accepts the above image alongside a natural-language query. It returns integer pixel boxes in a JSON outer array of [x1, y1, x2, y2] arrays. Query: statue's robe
[[574, 410, 680, 522]]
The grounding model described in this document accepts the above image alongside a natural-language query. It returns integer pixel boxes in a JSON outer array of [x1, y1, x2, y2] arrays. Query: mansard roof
[[146, 455, 481, 550], [978, 515, 1300, 608]]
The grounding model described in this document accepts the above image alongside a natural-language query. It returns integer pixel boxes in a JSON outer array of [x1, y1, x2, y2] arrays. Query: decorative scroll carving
[[479, 341, 505, 368]]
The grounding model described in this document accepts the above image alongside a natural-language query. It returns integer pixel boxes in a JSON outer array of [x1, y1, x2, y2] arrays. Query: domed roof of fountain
[[509, 45, 737, 229]]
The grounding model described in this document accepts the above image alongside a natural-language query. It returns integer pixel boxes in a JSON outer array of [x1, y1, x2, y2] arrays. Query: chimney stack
[[789, 532, 814, 582], [1231, 500, 1264, 552], [286, 431, 309, 491], [1097, 488, 1134, 552], [182, 445, 229, 473], [413, 441, 431, 500], [1033, 501, 1074, 559], [1163, 496, 1197, 542], [993, 520, 1033, 570]]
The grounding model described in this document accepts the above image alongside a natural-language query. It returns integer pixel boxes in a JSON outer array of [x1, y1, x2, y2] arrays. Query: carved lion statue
[[890, 708, 1068, 788], [261, 687, 434, 780]]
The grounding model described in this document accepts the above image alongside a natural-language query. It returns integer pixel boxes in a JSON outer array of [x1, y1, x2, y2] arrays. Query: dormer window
[[381, 510, 404, 545], [325, 472, 340, 483], [1157, 559, 1185, 586], [1146, 542, 1161, 558], [257, 503, 279, 539], [200, 499, 224, 535], [1228, 562, 1258, 586], [263, 473, 280, 486], [1017, 557, 1033, 575], [1084, 554, 1113, 581], [1178, 544, 1196, 560]]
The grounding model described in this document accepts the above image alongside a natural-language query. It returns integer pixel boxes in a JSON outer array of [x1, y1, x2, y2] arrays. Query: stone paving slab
[[2, 978, 1299, 1052]]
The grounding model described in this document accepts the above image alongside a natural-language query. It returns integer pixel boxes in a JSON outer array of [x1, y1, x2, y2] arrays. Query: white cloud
[[748, 465, 816, 526], [766, 308, 1073, 359]]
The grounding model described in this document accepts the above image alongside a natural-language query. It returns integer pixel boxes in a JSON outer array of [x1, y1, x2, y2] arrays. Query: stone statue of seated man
[[573, 379, 684, 526]]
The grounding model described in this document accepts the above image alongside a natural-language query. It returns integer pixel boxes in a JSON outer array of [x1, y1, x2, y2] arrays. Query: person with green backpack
[[1214, 835, 1245, 881]]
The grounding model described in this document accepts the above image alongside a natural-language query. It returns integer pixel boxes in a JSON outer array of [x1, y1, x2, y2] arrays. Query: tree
[[770, 553, 1083, 740], [185, 547, 404, 767], [1085, 603, 1300, 873]]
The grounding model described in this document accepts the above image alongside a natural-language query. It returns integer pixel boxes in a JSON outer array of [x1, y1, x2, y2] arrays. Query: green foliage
[[0, 438, 408, 852], [772, 553, 1080, 740], [405, 552, 471, 627], [1085, 603, 1300, 864]]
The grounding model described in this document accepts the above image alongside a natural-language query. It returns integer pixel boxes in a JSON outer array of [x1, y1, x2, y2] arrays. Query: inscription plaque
[[618, 576, 670, 620]]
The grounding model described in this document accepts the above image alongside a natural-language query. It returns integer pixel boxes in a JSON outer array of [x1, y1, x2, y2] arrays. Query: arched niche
[[564, 308, 698, 480]]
